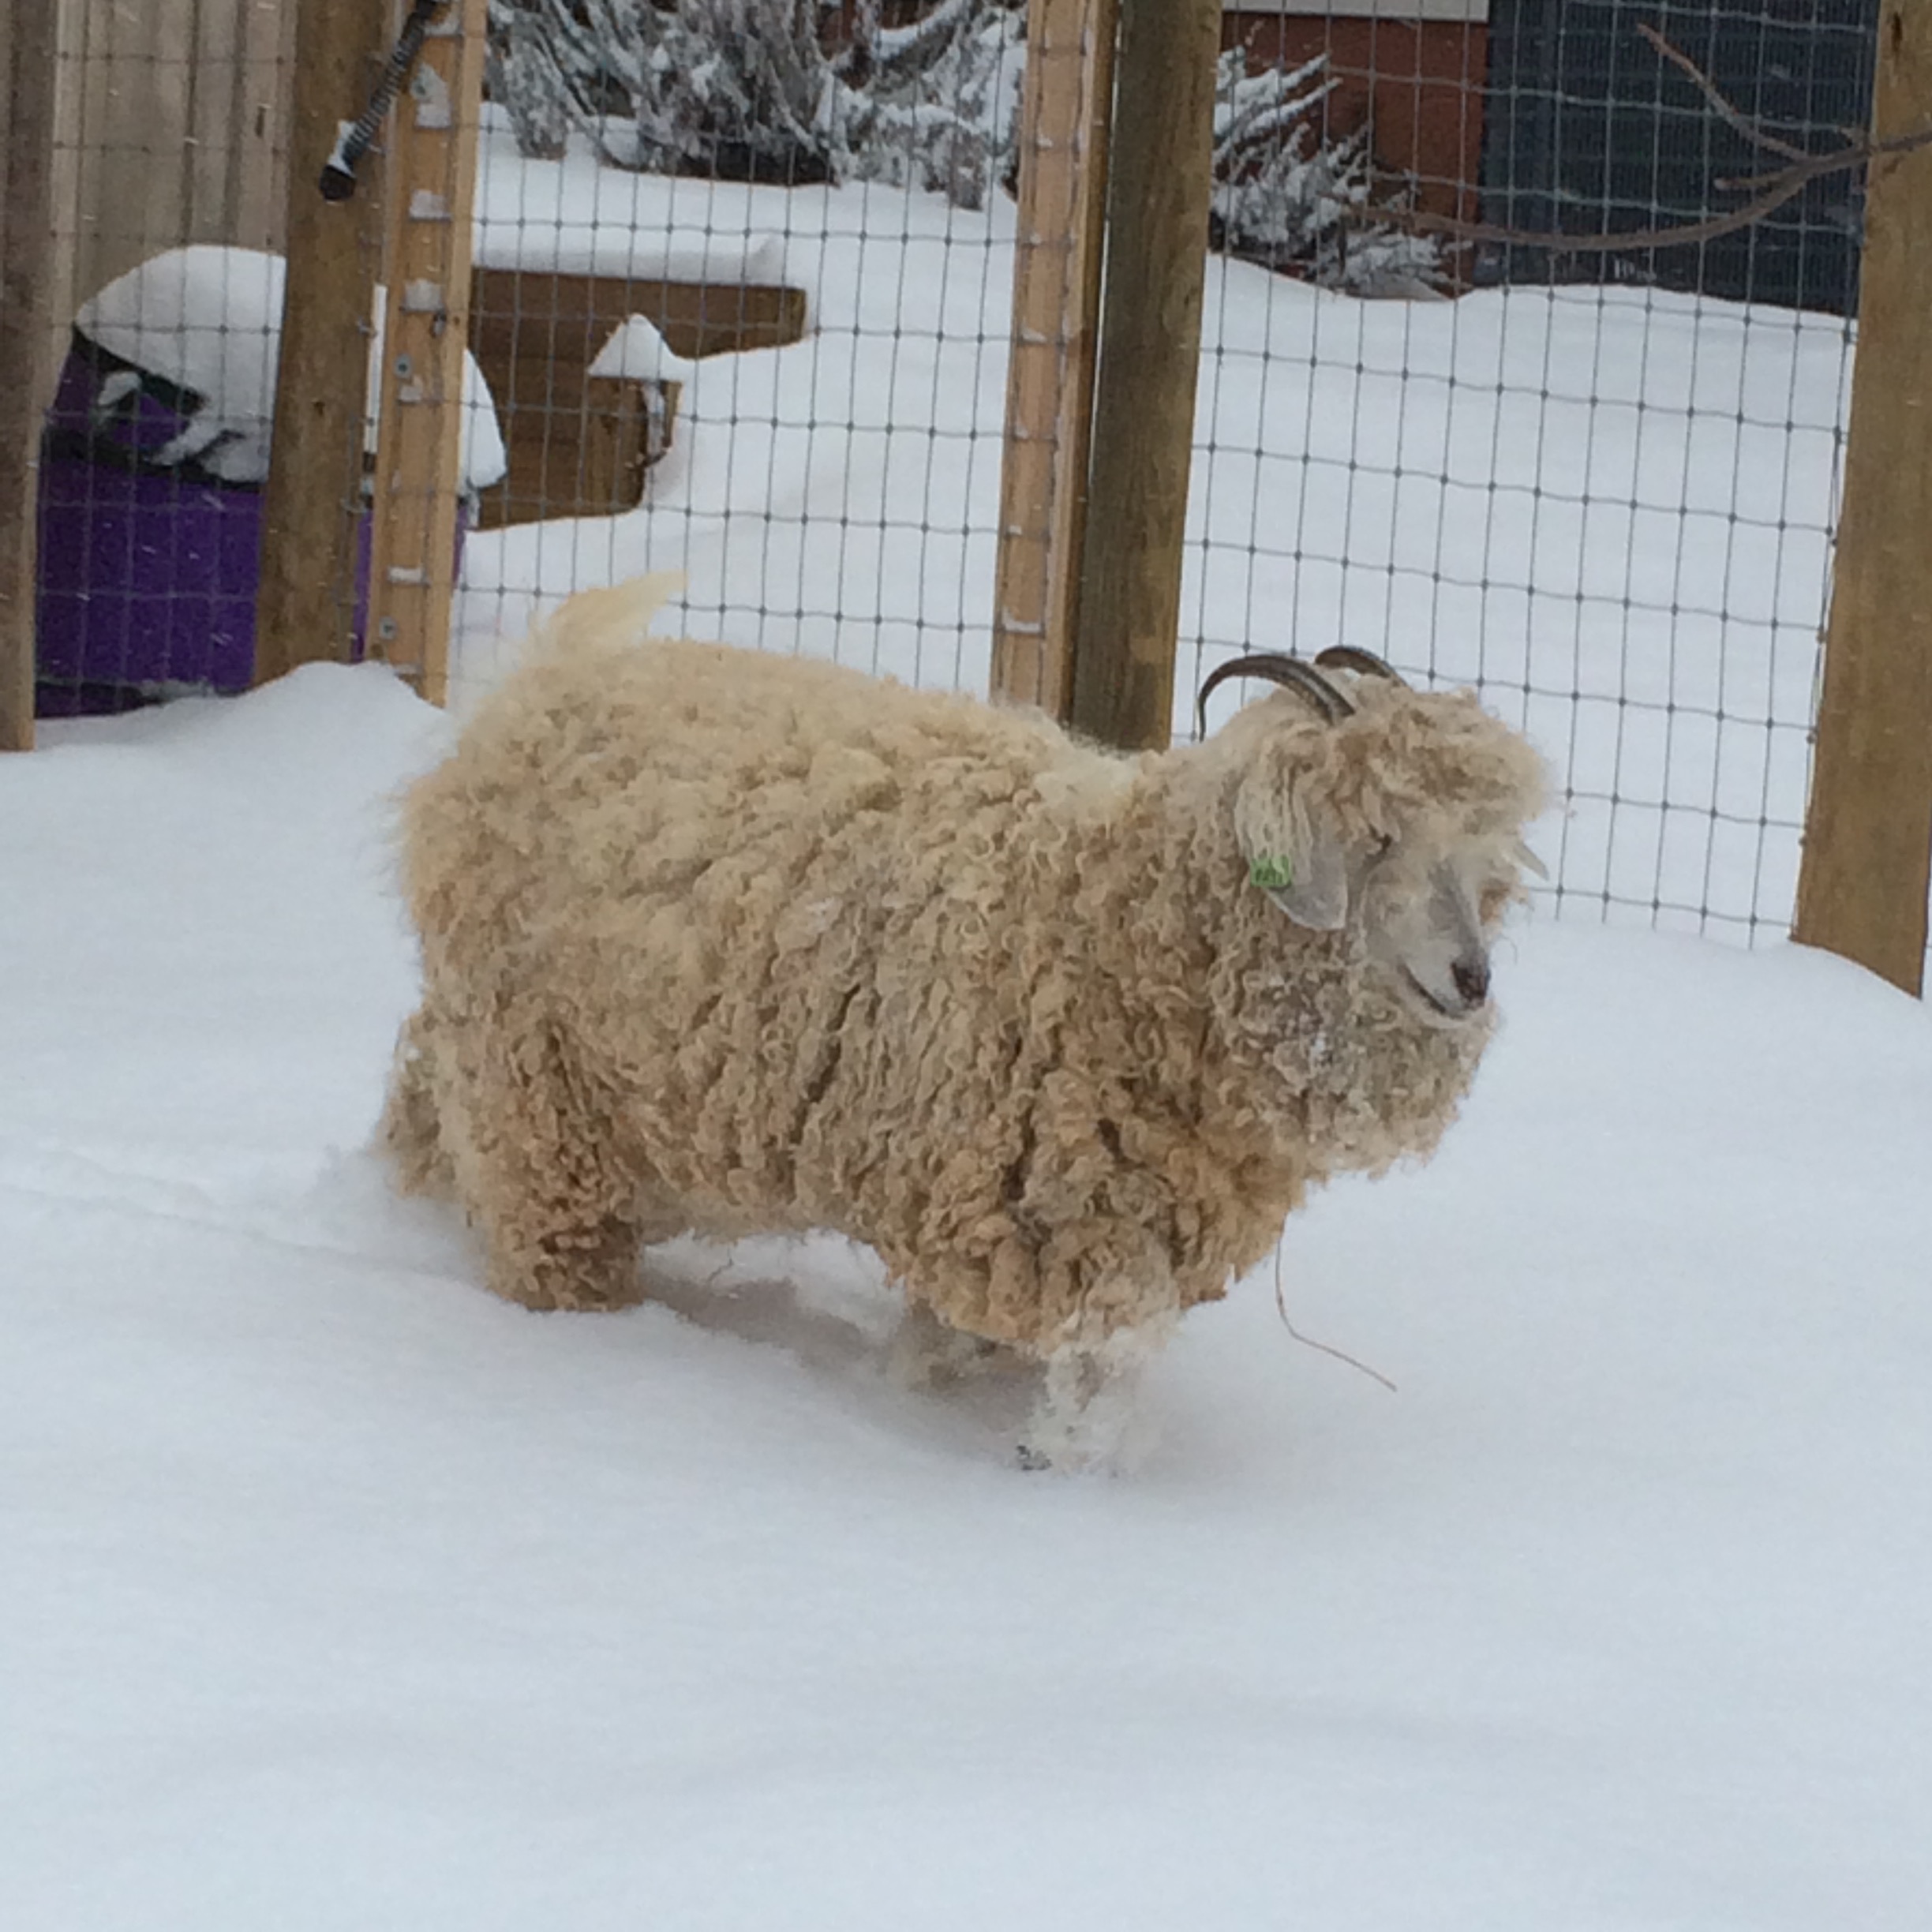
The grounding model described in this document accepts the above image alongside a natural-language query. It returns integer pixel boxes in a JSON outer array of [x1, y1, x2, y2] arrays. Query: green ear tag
[[1249, 853, 1295, 891]]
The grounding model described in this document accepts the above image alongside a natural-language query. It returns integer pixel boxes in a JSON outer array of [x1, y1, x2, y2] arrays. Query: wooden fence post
[[1792, 1, 1932, 997], [1067, 0, 1222, 751], [1, 0, 59, 752], [365, 0, 488, 710], [254, 0, 388, 683], [990, 0, 1117, 717]]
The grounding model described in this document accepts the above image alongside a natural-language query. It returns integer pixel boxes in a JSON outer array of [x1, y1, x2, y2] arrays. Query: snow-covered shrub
[[841, 0, 1027, 211], [627, 0, 843, 185], [488, 4, 1440, 292], [1210, 50, 1444, 298], [488, 0, 1024, 201], [488, 1, 824, 182], [489, 3, 577, 159]]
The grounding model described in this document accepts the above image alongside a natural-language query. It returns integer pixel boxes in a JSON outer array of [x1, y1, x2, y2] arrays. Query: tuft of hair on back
[[530, 571, 687, 661]]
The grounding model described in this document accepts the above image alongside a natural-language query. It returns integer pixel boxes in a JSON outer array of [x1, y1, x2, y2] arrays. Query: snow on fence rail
[[2, 0, 1928, 987]]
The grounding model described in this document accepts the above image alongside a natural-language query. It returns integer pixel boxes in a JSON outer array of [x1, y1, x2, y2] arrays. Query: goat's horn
[[1196, 653, 1354, 736], [1314, 645, 1411, 687]]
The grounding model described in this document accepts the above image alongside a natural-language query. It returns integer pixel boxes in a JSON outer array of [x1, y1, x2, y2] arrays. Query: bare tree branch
[[1634, 21, 1809, 165], [1354, 22, 1932, 258], [1383, 178, 1812, 256]]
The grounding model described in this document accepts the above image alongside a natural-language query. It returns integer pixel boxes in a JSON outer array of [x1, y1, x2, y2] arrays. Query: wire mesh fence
[[18, 0, 1893, 958], [1193, 0, 1870, 950], [455, 81, 1020, 706]]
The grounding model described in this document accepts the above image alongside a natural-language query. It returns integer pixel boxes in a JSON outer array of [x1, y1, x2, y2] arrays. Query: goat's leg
[[1015, 1222, 1179, 1472], [442, 1017, 650, 1312], [1020, 1327, 1168, 1473], [378, 1005, 459, 1200]]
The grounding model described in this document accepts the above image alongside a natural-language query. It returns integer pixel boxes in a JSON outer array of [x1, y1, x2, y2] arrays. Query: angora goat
[[382, 579, 1548, 1466]]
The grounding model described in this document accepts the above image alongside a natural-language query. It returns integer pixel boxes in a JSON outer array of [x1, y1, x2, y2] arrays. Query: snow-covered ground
[[6, 644, 1931, 1930], [10, 128, 1928, 1930]]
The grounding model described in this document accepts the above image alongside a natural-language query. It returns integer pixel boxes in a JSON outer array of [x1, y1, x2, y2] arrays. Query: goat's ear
[[1235, 777, 1350, 930], [1260, 823, 1349, 930]]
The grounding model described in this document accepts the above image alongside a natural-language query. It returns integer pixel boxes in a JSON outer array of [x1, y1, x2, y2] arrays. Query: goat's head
[[1197, 650, 1549, 1027]]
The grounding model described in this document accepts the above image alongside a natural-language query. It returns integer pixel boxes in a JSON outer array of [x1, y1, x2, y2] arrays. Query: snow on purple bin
[[35, 245, 507, 718]]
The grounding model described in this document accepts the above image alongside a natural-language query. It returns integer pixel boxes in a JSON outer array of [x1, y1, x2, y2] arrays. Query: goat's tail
[[533, 571, 686, 661]]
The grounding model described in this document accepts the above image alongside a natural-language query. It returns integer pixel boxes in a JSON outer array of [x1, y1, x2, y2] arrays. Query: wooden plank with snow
[[469, 266, 807, 367], [365, 0, 487, 710], [467, 268, 798, 527]]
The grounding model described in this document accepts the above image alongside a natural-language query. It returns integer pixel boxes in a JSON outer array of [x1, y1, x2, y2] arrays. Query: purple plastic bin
[[35, 339, 464, 717]]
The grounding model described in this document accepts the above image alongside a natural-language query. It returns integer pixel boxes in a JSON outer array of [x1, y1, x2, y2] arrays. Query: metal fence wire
[[27, 0, 1883, 956]]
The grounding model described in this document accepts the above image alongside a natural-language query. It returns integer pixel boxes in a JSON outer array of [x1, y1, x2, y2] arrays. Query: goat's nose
[[1451, 955, 1490, 1007]]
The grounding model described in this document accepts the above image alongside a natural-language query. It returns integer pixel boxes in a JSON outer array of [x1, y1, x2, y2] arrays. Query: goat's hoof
[[1013, 1443, 1053, 1473]]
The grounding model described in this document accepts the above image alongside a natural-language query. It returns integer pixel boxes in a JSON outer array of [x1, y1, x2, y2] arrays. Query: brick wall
[[1223, 10, 1487, 228]]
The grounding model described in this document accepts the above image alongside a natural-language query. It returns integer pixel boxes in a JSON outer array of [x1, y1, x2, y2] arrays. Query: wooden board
[[1069, 0, 1222, 752], [469, 267, 807, 367], [1792, 1, 1932, 996], [2, 0, 59, 751], [989, 0, 1116, 719], [475, 376, 680, 530], [365, 0, 489, 710], [466, 268, 803, 528], [253, 0, 386, 683], [64, 0, 296, 305]]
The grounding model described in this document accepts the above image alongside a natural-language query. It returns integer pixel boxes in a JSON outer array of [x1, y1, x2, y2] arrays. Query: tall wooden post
[[254, 0, 388, 683], [365, 0, 487, 709], [990, 0, 1117, 717], [1, 0, 59, 751], [1067, 0, 1221, 751], [1792, 2, 1932, 997]]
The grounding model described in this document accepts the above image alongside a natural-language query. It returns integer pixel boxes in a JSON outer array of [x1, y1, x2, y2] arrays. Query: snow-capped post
[[1793, 1, 1932, 998], [1, 0, 58, 751], [366, 0, 488, 709], [990, 0, 1118, 718], [1067, 0, 1221, 751], [255, 0, 390, 686]]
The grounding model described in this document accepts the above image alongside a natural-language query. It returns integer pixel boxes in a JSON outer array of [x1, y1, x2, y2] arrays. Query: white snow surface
[[586, 313, 696, 384], [474, 145, 791, 285], [5, 653, 1932, 1928], [76, 245, 508, 492]]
